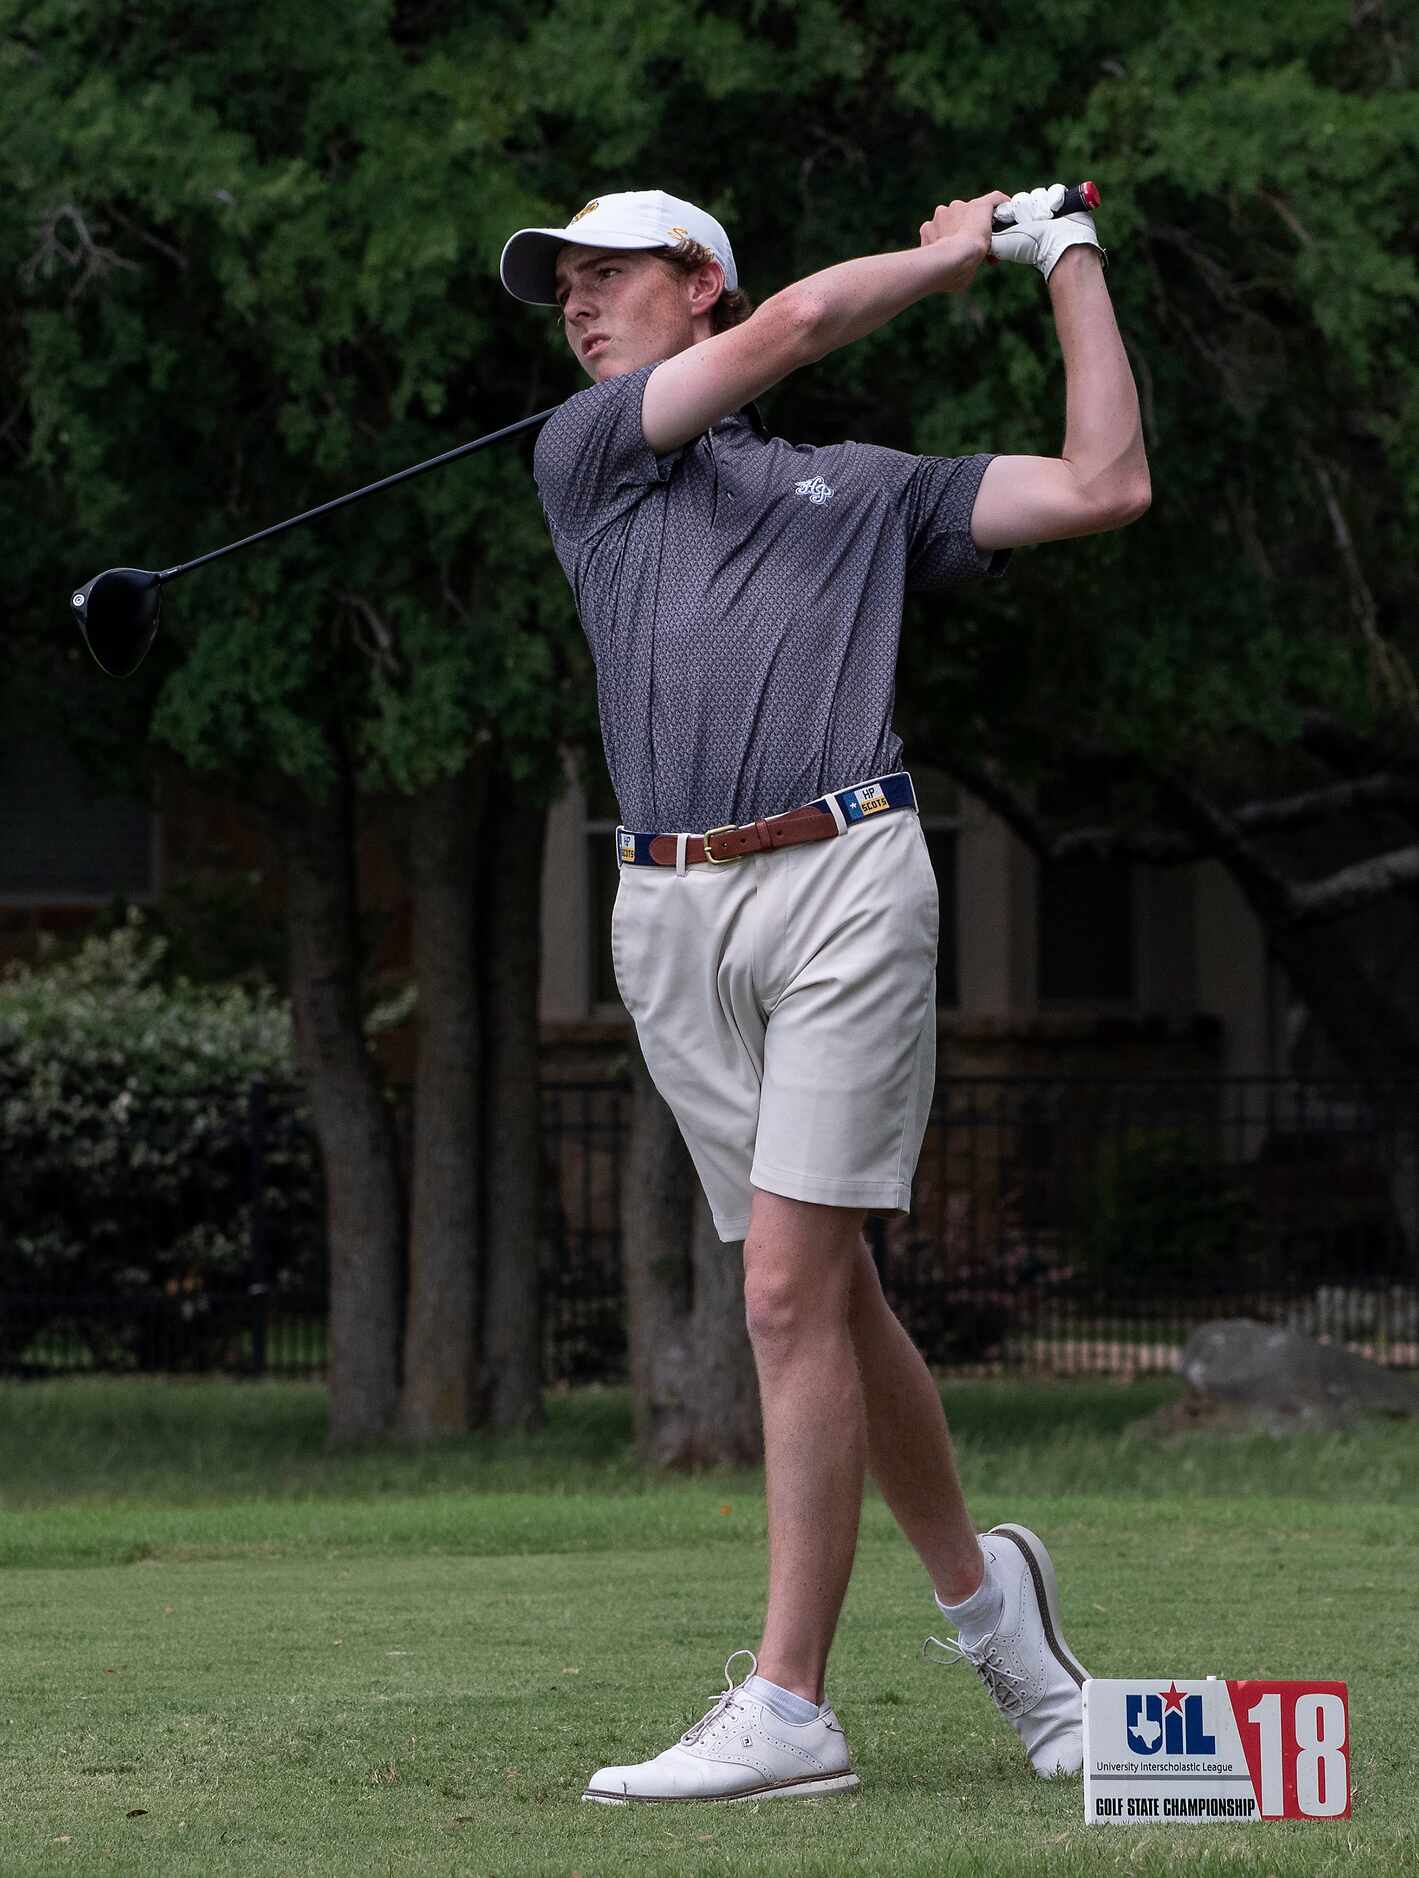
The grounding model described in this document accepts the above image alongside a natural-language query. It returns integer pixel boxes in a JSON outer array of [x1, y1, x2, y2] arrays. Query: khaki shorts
[[611, 804, 938, 1242]]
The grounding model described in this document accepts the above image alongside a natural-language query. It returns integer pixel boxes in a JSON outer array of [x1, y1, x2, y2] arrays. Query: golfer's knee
[[742, 1192, 863, 1346], [743, 1266, 814, 1347], [742, 1249, 853, 1349]]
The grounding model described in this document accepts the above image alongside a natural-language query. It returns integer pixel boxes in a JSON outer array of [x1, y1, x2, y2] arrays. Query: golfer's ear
[[642, 287, 820, 454], [687, 261, 725, 320]]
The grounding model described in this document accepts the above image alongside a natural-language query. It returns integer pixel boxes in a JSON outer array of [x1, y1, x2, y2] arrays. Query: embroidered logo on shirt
[[795, 476, 834, 506]]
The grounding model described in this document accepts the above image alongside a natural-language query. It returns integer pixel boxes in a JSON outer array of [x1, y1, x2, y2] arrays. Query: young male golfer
[[500, 182, 1149, 1803]]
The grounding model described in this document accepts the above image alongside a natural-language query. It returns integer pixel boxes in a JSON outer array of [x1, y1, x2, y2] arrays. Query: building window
[[1034, 774, 1136, 1006], [1037, 855, 1135, 1003], [0, 718, 156, 904]]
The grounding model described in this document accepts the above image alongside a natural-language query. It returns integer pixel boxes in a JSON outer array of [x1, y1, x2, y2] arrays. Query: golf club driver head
[[70, 567, 163, 677]]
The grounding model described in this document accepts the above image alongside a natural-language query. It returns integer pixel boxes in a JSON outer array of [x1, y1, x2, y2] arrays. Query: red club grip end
[[1081, 180, 1101, 211]]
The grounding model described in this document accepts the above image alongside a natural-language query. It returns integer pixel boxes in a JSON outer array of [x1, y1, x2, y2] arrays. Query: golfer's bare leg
[[743, 1189, 867, 1705], [847, 1236, 985, 1603]]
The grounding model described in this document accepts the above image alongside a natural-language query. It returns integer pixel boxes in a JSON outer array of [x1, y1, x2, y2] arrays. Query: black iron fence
[[0, 1076, 327, 1379], [3, 1077, 1415, 1381], [877, 1078, 1419, 1375]]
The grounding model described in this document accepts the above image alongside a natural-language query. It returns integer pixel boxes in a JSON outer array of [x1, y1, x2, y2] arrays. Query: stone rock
[[1145, 1318, 1419, 1436]]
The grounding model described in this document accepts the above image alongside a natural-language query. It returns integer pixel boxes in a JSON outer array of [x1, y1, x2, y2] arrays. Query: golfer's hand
[[918, 193, 1009, 291], [989, 183, 1104, 281]]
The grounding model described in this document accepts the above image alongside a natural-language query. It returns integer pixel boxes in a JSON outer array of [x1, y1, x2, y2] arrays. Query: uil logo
[[795, 476, 834, 506], [1126, 1684, 1217, 1757], [569, 200, 600, 225]]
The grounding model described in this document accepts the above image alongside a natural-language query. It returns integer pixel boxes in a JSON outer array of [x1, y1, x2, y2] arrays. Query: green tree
[[7, 0, 1416, 1459], [4, 0, 592, 1440]]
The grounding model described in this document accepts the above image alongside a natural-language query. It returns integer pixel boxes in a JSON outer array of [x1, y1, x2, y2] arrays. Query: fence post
[[247, 1077, 271, 1376]]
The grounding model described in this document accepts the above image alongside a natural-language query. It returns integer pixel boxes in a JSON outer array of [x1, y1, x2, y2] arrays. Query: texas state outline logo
[[1126, 1682, 1217, 1757]]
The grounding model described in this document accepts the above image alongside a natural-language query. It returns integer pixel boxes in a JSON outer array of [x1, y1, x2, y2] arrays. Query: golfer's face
[[555, 246, 690, 382]]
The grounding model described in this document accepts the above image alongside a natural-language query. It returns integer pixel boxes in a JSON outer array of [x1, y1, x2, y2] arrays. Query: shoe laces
[[680, 1648, 759, 1746], [922, 1631, 1028, 1718]]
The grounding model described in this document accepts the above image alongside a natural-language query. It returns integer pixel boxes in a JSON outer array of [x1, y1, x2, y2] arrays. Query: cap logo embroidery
[[795, 476, 834, 506], [569, 200, 600, 225], [667, 224, 689, 240]]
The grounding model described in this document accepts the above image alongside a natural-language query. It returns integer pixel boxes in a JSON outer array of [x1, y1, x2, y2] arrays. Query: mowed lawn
[[0, 1378, 1414, 1877]]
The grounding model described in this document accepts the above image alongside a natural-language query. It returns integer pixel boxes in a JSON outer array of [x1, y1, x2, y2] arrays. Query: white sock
[[935, 1559, 1004, 1651], [744, 1673, 821, 1724]]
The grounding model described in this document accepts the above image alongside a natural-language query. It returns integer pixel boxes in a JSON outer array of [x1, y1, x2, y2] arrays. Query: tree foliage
[[5, 0, 589, 803], [6, 0, 1413, 796]]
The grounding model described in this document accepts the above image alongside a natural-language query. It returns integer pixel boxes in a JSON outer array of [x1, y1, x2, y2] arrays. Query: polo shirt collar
[[712, 402, 768, 439]]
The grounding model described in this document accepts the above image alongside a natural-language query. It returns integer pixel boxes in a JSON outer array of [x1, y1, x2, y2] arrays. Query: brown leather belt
[[616, 772, 918, 868], [649, 805, 836, 867]]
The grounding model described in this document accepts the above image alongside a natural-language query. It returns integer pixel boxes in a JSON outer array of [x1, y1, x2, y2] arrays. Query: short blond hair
[[657, 238, 754, 332]]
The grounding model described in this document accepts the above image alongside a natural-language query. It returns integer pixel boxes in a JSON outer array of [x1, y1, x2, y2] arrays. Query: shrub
[[0, 912, 323, 1371], [1068, 1126, 1264, 1304], [880, 1189, 1075, 1365]]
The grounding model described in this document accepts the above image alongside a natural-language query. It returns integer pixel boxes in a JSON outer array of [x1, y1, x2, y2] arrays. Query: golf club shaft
[[147, 190, 1094, 585], [161, 407, 558, 583]]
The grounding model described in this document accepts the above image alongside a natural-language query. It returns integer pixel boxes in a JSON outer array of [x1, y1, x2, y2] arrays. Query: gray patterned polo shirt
[[534, 360, 1007, 832]]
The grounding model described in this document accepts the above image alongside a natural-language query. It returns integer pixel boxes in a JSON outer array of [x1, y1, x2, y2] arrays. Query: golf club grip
[[991, 180, 1100, 231]]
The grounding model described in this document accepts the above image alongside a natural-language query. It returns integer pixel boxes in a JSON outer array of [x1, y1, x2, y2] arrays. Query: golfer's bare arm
[[643, 202, 1150, 549], [641, 204, 1002, 455], [969, 250, 1151, 549]]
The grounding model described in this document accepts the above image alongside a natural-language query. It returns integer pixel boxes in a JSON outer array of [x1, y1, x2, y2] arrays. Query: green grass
[[0, 1377, 1414, 1875]]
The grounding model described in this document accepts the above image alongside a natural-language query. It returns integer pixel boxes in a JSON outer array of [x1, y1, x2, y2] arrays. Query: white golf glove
[[989, 183, 1104, 281]]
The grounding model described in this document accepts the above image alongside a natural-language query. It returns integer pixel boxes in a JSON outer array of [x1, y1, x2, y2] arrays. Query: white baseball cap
[[499, 189, 738, 306]]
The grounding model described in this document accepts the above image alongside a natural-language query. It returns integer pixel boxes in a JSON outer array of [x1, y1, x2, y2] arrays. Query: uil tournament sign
[[1083, 1678, 1351, 1823]]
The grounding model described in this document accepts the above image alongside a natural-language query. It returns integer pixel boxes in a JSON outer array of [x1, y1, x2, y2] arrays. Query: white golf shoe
[[581, 1649, 861, 1804], [924, 1523, 1090, 1777]]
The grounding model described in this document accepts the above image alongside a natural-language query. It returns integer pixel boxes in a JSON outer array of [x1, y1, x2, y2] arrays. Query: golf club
[[71, 181, 1100, 678], [70, 407, 557, 677]]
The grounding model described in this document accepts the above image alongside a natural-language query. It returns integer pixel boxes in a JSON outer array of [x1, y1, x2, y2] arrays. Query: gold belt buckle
[[702, 823, 743, 865]]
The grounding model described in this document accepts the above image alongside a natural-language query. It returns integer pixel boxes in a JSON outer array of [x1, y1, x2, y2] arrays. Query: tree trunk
[[620, 1042, 760, 1468], [686, 1192, 761, 1466], [399, 762, 486, 1439], [285, 769, 403, 1446], [1267, 924, 1419, 1258], [1177, 821, 1419, 1254], [621, 1042, 693, 1464], [480, 792, 548, 1431], [1268, 924, 1419, 1080]]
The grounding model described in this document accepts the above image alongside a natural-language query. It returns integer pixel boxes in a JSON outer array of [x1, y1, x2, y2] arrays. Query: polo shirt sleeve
[[901, 451, 1011, 590], [533, 362, 681, 545]]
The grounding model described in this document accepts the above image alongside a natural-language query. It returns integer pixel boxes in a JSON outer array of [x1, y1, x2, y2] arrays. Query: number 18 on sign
[[1083, 1679, 1350, 1823]]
